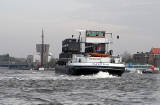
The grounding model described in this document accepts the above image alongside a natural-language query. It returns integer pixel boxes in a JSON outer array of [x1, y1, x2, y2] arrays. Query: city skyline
[[0, 0, 160, 58]]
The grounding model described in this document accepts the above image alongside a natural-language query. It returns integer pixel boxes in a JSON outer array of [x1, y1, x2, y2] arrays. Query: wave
[[0, 71, 118, 81], [80, 71, 117, 79]]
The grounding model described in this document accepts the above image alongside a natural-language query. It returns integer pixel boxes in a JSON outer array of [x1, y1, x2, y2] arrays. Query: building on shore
[[133, 47, 160, 67], [27, 55, 34, 68], [149, 48, 160, 67], [133, 52, 149, 64]]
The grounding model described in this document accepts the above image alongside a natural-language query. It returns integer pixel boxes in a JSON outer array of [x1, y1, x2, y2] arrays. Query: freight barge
[[55, 30, 125, 76]]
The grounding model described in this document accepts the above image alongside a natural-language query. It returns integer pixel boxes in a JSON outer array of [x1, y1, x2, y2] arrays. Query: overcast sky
[[0, 0, 160, 58]]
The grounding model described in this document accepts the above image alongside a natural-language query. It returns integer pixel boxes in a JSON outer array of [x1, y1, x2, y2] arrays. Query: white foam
[[2, 71, 118, 81], [136, 70, 143, 74], [80, 71, 117, 79]]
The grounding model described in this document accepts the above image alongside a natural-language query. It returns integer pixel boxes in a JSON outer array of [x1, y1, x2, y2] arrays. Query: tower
[[41, 28, 44, 67], [36, 29, 50, 68]]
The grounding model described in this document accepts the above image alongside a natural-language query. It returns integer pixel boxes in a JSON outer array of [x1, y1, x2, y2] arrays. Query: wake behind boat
[[55, 30, 125, 76]]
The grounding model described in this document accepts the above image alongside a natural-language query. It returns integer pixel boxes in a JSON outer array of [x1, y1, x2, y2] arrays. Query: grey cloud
[[0, 0, 160, 57]]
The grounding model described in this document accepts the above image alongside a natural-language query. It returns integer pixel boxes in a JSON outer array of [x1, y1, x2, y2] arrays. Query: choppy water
[[0, 68, 160, 105]]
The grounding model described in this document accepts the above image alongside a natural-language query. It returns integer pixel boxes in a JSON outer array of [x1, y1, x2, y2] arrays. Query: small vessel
[[125, 64, 160, 74], [55, 30, 125, 76]]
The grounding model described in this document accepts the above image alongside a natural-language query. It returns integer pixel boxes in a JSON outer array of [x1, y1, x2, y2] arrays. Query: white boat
[[125, 64, 160, 74], [55, 30, 125, 76]]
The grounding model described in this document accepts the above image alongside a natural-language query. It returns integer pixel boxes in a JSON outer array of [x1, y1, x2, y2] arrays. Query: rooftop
[[151, 48, 160, 54]]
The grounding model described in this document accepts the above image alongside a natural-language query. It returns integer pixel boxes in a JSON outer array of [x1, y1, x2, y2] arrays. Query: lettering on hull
[[93, 63, 109, 66]]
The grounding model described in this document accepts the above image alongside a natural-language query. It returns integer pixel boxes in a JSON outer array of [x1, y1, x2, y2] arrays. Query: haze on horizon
[[0, 0, 160, 58]]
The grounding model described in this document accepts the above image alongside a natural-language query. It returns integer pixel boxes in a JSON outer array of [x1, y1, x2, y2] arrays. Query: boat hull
[[55, 65, 125, 76]]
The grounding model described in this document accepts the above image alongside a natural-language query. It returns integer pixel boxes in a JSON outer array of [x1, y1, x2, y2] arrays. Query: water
[[0, 68, 160, 105]]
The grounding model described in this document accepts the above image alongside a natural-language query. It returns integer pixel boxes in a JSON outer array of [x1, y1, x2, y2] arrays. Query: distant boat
[[125, 64, 160, 74]]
